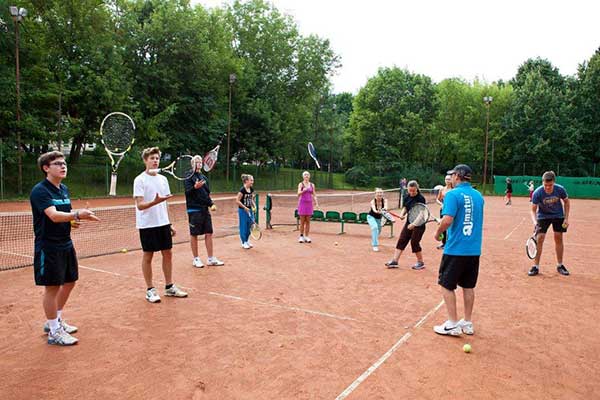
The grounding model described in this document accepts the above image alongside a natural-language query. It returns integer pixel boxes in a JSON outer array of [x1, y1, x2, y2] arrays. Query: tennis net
[[265, 188, 440, 228], [0, 196, 244, 271]]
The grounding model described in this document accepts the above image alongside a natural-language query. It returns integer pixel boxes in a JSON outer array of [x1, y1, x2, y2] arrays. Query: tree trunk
[[69, 133, 85, 164]]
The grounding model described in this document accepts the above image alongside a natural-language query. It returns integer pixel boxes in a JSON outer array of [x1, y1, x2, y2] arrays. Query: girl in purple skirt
[[297, 171, 319, 243]]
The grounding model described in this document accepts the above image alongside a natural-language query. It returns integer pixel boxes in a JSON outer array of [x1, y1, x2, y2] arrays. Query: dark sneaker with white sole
[[528, 266, 539, 276], [557, 265, 570, 276], [385, 260, 399, 268]]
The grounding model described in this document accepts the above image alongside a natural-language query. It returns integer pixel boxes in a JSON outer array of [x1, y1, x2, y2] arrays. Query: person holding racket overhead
[[184, 155, 224, 268], [236, 174, 256, 249], [528, 171, 570, 277], [367, 188, 388, 252], [297, 171, 319, 243], [385, 180, 427, 270], [435, 175, 453, 250], [432, 164, 484, 336], [134, 147, 188, 303], [30, 151, 100, 346]]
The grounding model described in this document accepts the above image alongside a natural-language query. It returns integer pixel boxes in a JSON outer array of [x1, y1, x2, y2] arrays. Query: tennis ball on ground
[[463, 344, 472, 353], [121, 248, 128, 253]]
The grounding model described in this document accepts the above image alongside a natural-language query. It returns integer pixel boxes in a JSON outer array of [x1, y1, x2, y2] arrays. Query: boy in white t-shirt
[[134, 147, 188, 303]]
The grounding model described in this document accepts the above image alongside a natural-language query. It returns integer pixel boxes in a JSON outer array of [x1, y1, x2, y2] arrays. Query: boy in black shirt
[[184, 155, 224, 267], [30, 151, 99, 345]]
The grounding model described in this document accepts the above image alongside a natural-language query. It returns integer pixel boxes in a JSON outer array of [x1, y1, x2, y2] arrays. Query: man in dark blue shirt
[[30, 151, 99, 346], [528, 171, 570, 276], [184, 155, 224, 268], [433, 164, 484, 336]]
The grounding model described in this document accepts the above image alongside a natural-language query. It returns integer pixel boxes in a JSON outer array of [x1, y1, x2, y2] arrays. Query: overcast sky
[[192, 0, 599, 93]]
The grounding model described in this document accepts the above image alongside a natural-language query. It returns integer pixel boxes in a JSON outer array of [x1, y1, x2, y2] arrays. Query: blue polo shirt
[[442, 182, 484, 256], [532, 184, 568, 219], [30, 179, 73, 252]]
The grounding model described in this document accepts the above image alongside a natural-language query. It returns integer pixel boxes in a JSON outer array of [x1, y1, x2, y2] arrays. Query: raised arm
[[135, 193, 171, 211], [44, 207, 99, 223]]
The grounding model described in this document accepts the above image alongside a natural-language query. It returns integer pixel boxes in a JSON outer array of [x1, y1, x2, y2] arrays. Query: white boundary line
[[335, 300, 444, 400], [503, 217, 525, 240]]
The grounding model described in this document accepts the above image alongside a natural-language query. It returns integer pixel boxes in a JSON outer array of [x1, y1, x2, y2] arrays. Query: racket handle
[[109, 173, 117, 196]]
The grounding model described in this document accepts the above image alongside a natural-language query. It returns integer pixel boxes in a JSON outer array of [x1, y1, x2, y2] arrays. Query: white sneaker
[[458, 319, 474, 335], [298, 236, 305, 243], [242, 242, 251, 249], [373, 246, 379, 252], [192, 257, 204, 268], [246, 241, 254, 248], [433, 320, 462, 336], [44, 319, 78, 334], [47, 326, 78, 346], [146, 288, 161, 303], [207, 257, 224, 266], [304, 236, 312, 243], [165, 284, 188, 298]]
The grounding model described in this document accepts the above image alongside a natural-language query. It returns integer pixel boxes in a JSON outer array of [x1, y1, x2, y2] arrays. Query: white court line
[[208, 291, 360, 322], [335, 300, 444, 400], [1, 250, 33, 258], [503, 217, 525, 240]]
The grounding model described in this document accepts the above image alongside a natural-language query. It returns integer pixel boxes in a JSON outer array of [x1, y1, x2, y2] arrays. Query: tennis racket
[[381, 209, 400, 223], [307, 142, 320, 169], [407, 203, 440, 227], [150, 155, 195, 181], [100, 112, 136, 196], [203, 144, 220, 172], [248, 209, 262, 240], [526, 225, 539, 259]]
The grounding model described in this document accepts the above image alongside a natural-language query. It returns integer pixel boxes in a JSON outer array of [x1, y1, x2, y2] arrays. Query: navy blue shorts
[[34, 247, 78, 286]]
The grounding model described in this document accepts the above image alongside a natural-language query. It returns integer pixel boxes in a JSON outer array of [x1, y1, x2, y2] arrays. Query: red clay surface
[[0, 195, 599, 399]]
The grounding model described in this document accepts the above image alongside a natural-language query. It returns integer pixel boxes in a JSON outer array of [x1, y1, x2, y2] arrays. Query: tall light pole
[[226, 73, 236, 185], [329, 103, 336, 189], [10, 6, 27, 196], [483, 96, 493, 194]]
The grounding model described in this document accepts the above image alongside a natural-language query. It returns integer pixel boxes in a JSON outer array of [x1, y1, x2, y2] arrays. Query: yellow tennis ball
[[562, 223, 567, 229], [463, 344, 472, 353], [121, 248, 128, 253], [210, 205, 217, 211]]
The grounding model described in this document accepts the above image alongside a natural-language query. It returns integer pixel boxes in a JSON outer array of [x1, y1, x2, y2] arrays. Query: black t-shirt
[[369, 198, 384, 219], [184, 172, 213, 211], [403, 192, 427, 212], [239, 186, 254, 209], [30, 179, 73, 252], [506, 183, 513, 193]]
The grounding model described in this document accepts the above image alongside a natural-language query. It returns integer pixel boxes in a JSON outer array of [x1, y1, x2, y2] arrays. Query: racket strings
[[408, 206, 428, 226], [101, 115, 134, 152], [173, 156, 194, 180]]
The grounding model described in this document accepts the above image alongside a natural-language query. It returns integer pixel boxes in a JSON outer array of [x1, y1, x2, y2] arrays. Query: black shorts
[[34, 247, 78, 286], [396, 223, 426, 253], [438, 254, 480, 290], [139, 225, 173, 252], [188, 211, 213, 236], [537, 218, 567, 234]]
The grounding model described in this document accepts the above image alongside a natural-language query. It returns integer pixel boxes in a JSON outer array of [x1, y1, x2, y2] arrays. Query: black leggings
[[396, 223, 426, 253]]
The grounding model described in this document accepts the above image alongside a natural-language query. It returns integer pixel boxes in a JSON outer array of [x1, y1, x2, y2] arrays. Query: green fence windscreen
[[494, 176, 600, 198]]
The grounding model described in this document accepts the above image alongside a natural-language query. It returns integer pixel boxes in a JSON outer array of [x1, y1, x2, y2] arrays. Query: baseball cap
[[447, 164, 473, 180]]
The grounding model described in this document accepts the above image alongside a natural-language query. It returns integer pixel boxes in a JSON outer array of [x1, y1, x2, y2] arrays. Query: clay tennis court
[[1, 194, 599, 399]]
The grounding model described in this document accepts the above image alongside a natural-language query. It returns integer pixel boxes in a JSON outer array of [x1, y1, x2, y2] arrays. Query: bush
[[345, 166, 371, 187]]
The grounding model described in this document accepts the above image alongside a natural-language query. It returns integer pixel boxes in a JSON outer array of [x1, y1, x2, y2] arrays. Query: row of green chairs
[[294, 209, 394, 237]]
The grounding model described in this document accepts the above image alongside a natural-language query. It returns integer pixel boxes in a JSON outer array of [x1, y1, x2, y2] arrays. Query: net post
[[254, 193, 259, 224], [265, 193, 272, 229]]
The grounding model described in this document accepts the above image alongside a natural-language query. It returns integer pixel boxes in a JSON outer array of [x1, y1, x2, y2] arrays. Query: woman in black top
[[505, 177, 512, 206], [235, 174, 256, 249], [367, 188, 388, 252], [385, 180, 427, 270]]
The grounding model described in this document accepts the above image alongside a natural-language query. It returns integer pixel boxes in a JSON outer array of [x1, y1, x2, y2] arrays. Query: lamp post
[[226, 73, 236, 184], [483, 96, 493, 194], [329, 103, 336, 189], [10, 6, 27, 196]]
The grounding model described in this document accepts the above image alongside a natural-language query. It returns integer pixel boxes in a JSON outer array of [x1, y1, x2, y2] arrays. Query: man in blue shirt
[[433, 164, 484, 336], [528, 171, 570, 276], [30, 151, 99, 345]]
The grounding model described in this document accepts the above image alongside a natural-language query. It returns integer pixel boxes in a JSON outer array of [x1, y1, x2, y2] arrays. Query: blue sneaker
[[412, 261, 425, 270]]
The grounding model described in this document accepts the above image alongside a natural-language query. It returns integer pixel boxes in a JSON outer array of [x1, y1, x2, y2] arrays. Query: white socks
[[48, 318, 60, 334]]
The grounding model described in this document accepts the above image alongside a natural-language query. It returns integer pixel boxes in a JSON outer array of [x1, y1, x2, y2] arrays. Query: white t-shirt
[[133, 172, 171, 229]]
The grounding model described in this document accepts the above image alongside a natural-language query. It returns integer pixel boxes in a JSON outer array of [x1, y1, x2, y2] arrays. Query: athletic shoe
[[146, 288, 161, 303], [47, 327, 78, 346], [207, 257, 224, 266], [192, 257, 204, 268], [557, 265, 570, 276], [385, 260, 399, 268], [298, 236, 305, 243], [433, 320, 462, 336], [246, 241, 254, 248], [43, 319, 78, 334], [458, 319, 474, 335], [373, 246, 379, 252], [165, 284, 188, 298], [528, 266, 539, 276], [412, 261, 425, 270], [242, 242, 251, 249], [304, 236, 312, 243]]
